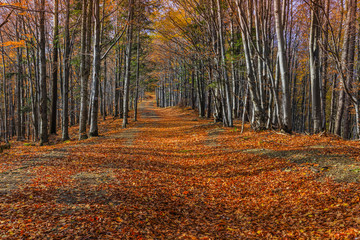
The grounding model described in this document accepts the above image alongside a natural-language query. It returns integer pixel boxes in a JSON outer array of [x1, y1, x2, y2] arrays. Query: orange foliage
[[0, 40, 26, 48]]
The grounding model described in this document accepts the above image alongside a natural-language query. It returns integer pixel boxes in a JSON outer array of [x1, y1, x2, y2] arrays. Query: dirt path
[[112, 101, 159, 145], [1, 99, 360, 238]]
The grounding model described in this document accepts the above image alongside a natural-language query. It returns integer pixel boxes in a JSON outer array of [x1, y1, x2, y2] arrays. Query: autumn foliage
[[1, 0, 360, 237]]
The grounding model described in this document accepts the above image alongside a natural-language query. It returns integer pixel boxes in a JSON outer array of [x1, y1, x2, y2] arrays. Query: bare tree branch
[[0, 10, 13, 29]]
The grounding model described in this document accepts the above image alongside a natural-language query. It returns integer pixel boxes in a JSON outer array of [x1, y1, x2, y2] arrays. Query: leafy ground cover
[[1, 99, 360, 239]]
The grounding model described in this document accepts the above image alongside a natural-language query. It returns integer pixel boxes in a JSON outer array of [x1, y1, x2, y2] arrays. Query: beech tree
[[62, 0, 71, 141], [50, 0, 59, 135], [79, 0, 93, 140], [122, 0, 134, 128], [89, 0, 101, 137], [309, 0, 322, 133], [39, 0, 48, 145]]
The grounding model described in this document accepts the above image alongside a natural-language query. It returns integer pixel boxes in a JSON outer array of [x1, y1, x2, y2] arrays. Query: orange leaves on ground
[[0, 99, 360, 238]]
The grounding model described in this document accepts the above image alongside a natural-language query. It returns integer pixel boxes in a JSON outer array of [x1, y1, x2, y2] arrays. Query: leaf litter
[[0, 100, 360, 238]]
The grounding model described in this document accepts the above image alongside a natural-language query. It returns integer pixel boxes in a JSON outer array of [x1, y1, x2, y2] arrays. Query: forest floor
[[1, 96, 360, 239]]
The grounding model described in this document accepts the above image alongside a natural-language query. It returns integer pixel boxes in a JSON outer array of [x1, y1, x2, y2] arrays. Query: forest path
[[1, 98, 360, 238], [111, 100, 160, 145]]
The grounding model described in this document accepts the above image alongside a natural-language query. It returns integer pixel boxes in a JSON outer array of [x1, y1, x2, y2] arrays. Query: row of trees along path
[[1, 0, 360, 144]]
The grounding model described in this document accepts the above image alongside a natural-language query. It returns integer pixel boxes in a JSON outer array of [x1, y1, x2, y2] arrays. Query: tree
[[122, 0, 134, 128], [134, 30, 140, 122], [15, 15, 24, 141], [39, 0, 48, 145], [79, 0, 93, 140], [1, 33, 8, 143], [216, 0, 233, 127], [274, 0, 291, 133], [50, 0, 59, 135], [333, 0, 357, 138], [89, 0, 102, 137], [62, 0, 71, 141], [233, 0, 267, 130], [309, 0, 322, 133]]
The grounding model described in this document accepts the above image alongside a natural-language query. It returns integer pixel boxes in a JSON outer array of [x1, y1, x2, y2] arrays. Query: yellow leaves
[[1, 40, 25, 48], [0, 2, 25, 9], [9, 2, 22, 8]]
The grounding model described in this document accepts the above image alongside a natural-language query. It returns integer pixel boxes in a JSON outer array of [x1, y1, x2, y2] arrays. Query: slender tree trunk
[[1, 33, 8, 143], [16, 35, 24, 140], [335, 92, 345, 136], [27, 47, 39, 141], [103, 57, 107, 120], [122, 0, 134, 128], [329, 75, 337, 133], [114, 45, 124, 117], [196, 65, 205, 117], [321, 0, 330, 131], [241, 83, 249, 133], [207, 88, 212, 119], [134, 30, 140, 122], [274, 0, 291, 133], [309, 0, 322, 133], [50, 0, 59, 135], [230, 20, 238, 118], [89, 0, 101, 136], [86, 0, 93, 121], [39, 0, 48, 145], [79, 0, 92, 140], [70, 69, 76, 126], [235, 0, 265, 130], [334, 0, 357, 137], [216, 0, 232, 127], [62, 0, 71, 141]]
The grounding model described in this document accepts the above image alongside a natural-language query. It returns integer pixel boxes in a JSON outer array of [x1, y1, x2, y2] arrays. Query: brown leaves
[[0, 100, 360, 238]]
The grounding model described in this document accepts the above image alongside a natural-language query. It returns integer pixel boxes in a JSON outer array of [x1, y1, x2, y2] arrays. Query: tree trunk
[[0, 33, 8, 143], [39, 0, 48, 145], [50, 0, 59, 135], [122, 0, 134, 128], [134, 30, 140, 122], [309, 0, 322, 133], [114, 45, 124, 117], [62, 0, 71, 141], [274, 0, 292, 133], [89, 0, 101, 136], [334, 0, 357, 137], [103, 57, 107, 120], [16, 35, 24, 140], [216, 0, 232, 127], [235, 0, 266, 131], [79, 0, 92, 140], [321, 0, 330, 131]]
